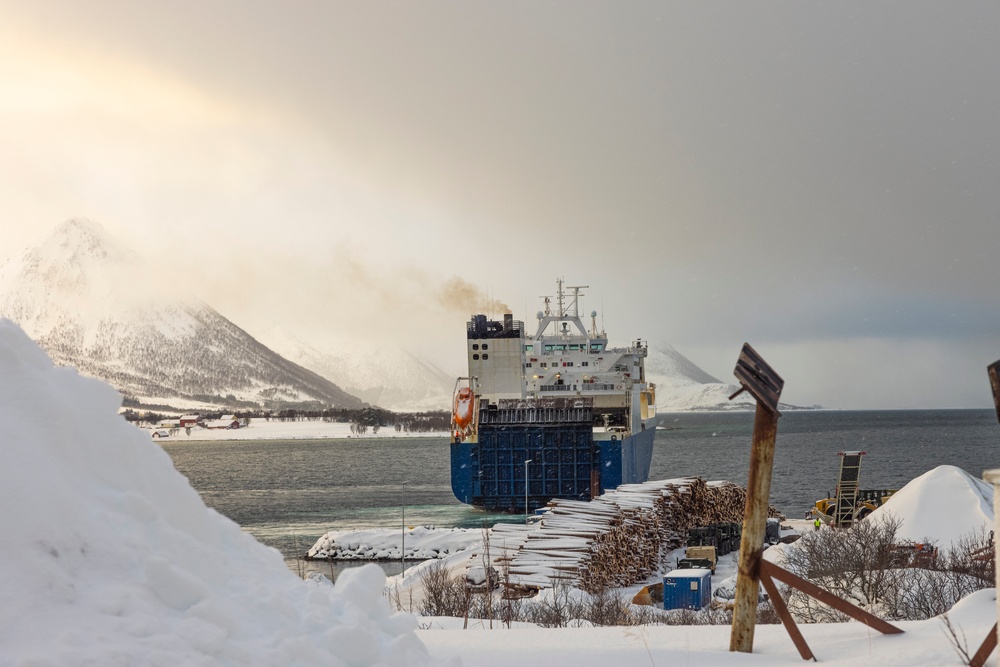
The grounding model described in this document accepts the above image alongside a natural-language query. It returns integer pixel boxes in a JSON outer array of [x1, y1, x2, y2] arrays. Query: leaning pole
[[728, 343, 784, 655]]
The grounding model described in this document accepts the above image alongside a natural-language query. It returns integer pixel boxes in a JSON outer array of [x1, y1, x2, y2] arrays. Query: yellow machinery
[[810, 451, 897, 528]]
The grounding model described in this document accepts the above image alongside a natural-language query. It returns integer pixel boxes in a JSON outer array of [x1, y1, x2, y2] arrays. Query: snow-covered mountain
[[645, 344, 811, 412], [0, 219, 364, 411], [250, 324, 454, 413]]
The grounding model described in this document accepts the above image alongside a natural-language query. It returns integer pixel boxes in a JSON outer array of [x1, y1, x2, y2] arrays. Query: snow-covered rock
[[307, 526, 481, 561]]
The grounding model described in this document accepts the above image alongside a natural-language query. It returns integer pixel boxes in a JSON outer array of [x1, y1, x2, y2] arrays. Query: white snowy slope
[[0, 219, 363, 410], [0, 319, 427, 666], [252, 323, 454, 413], [864, 465, 995, 548], [647, 344, 817, 412], [645, 344, 758, 411]]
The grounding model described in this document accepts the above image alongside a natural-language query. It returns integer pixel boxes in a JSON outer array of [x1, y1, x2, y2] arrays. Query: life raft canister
[[453, 387, 475, 429]]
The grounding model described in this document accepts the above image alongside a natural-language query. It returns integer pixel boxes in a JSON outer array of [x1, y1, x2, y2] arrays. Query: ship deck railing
[[479, 405, 593, 424], [538, 383, 618, 392]]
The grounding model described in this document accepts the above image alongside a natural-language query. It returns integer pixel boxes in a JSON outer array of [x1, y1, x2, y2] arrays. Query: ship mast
[[534, 278, 591, 340]]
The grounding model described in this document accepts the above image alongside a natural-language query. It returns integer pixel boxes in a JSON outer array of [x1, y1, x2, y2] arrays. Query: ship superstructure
[[451, 279, 657, 512]]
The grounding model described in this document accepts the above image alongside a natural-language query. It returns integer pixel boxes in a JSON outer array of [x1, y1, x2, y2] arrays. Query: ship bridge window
[[590, 344, 603, 352], [569, 344, 580, 351], [524, 344, 534, 352], [556, 344, 567, 351], [544, 345, 554, 352]]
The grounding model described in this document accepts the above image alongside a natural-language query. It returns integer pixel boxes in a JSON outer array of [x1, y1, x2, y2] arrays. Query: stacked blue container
[[662, 569, 712, 610]]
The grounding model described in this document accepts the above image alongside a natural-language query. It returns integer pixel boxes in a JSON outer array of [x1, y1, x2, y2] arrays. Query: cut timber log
[[480, 476, 781, 593]]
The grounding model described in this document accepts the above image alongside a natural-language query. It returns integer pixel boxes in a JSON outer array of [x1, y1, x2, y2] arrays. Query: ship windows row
[[472, 354, 489, 360], [523, 343, 605, 352], [525, 361, 588, 368], [471, 343, 489, 351]]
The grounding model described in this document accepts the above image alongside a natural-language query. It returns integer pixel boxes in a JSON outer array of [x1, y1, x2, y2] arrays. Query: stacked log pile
[[500, 477, 782, 593]]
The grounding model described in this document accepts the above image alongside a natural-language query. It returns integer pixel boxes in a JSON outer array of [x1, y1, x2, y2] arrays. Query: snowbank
[[0, 320, 429, 666], [865, 464, 994, 547]]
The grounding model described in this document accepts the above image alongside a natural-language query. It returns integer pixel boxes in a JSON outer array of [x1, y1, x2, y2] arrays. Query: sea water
[[162, 409, 999, 565]]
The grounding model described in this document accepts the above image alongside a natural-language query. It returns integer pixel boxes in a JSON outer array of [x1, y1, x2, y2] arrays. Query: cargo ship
[[450, 279, 657, 512]]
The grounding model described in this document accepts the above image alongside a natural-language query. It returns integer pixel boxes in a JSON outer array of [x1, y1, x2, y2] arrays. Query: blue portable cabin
[[663, 568, 712, 610]]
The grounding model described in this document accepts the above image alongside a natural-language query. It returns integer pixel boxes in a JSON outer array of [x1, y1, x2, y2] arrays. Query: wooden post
[[988, 360, 1000, 424], [987, 360, 1000, 662], [730, 402, 779, 653], [728, 343, 784, 655]]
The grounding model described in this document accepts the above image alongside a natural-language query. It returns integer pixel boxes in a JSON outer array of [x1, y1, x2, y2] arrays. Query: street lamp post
[[524, 460, 532, 525], [401, 480, 408, 578]]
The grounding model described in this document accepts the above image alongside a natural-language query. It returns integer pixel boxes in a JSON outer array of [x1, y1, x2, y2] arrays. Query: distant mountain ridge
[[250, 323, 455, 413], [0, 218, 813, 414], [0, 219, 364, 411], [645, 344, 814, 412]]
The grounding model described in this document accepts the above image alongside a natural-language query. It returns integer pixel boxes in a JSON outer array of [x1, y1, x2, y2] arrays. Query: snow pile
[[0, 320, 429, 666], [865, 464, 994, 548], [308, 526, 481, 561]]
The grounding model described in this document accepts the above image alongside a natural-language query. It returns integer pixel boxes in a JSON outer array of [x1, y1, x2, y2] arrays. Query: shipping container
[[663, 568, 712, 610]]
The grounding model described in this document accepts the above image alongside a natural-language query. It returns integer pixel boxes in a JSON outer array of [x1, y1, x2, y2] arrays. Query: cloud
[[2, 1, 998, 406]]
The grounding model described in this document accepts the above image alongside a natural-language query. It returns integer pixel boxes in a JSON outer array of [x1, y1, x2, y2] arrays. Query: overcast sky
[[1, 2, 998, 409]]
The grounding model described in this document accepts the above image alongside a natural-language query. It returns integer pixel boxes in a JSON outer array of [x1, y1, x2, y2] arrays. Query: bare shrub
[[755, 599, 782, 625], [781, 513, 993, 622], [573, 586, 637, 626], [940, 613, 974, 666], [522, 577, 576, 627], [417, 560, 469, 618], [942, 528, 995, 595], [658, 606, 733, 626]]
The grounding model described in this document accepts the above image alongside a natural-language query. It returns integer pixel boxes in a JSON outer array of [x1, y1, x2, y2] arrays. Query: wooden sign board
[[989, 360, 1000, 424], [733, 343, 784, 414]]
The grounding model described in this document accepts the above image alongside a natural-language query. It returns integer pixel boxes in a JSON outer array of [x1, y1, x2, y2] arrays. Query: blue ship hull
[[450, 423, 655, 512]]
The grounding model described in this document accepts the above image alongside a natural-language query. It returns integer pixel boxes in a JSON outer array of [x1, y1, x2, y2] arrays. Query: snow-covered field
[[2, 318, 997, 666], [141, 418, 449, 441]]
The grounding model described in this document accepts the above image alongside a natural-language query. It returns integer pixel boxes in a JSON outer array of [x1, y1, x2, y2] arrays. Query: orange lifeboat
[[453, 387, 475, 430]]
